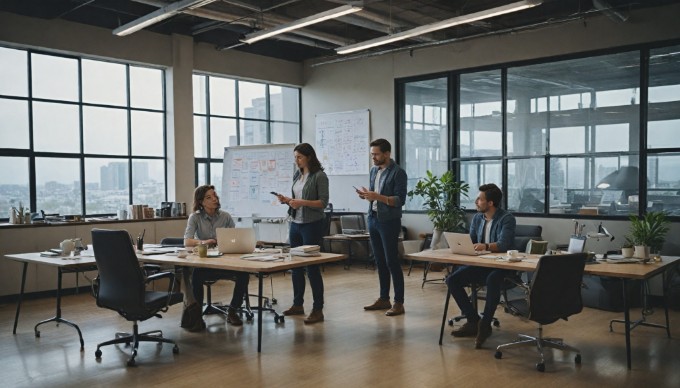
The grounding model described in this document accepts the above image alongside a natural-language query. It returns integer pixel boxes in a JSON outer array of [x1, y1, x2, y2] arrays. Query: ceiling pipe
[[131, 0, 351, 46], [593, 0, 629, 22]]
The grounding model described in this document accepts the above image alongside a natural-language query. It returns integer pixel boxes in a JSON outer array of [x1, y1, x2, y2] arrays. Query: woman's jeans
[[289, 219, 325, 310]]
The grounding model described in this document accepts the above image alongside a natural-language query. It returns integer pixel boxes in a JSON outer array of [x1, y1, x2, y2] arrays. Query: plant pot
[[621, 247, 634, 258], [633, 245, 650, 260], [430, 229, 444, 250]]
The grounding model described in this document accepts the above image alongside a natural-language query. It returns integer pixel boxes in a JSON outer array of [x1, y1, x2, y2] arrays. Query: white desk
[[4, 250, 346, 353]]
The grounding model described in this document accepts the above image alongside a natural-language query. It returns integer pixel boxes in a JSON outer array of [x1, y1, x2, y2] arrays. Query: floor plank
[[1, 264, 679, 387]]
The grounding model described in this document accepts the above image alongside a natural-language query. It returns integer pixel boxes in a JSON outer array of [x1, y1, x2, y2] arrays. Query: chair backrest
[[91, 229, 149, 319], [160, 237, 184, 247], [514, 224, 542, 252], [420, 233, 433, 251], [340, 214, 366, 233], [528, 253, 587, 325]]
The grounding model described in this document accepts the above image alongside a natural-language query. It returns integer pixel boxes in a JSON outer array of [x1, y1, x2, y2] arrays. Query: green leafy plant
[[628, 211, 670, 252], [407, 170, 469, 232], [621, 237, 634, 249]]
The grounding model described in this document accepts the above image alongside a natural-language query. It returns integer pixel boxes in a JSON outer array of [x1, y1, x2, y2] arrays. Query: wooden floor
[[1, 264, 679, 388]]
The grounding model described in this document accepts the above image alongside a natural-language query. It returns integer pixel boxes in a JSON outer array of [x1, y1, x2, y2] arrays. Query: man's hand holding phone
[[354, 185, 367, 200]]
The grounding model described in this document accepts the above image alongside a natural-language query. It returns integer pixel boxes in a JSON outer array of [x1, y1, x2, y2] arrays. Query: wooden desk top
[[138, 251, 346, 274], [406, 249, 680, 280], [4, 251, 347, 274]]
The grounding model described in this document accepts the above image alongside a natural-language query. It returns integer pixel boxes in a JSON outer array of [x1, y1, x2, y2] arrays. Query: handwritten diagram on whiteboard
[[222, 144, 295, 218], [315, 109, 370, 176]]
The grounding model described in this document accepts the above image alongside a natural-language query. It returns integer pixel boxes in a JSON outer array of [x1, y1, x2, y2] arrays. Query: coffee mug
[[507, 249, 519, 258], [60, 239, 75, 256], [193, 243, 208, 258]]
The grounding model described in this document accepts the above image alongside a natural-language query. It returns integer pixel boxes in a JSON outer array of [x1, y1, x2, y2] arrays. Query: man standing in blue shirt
[[356, 139, 408, 316], [446, 183, 516, 348]]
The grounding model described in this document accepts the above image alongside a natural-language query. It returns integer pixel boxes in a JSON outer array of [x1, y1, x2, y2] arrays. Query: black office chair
[[91, 229, 183, 367], [495, 253, 587, 372]]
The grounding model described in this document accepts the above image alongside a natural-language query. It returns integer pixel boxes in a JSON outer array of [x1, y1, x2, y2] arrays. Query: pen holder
[[136, 237, 144, 251]]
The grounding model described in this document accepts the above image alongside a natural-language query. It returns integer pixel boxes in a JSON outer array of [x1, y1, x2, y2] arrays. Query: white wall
[[301, 4, 680, 253]]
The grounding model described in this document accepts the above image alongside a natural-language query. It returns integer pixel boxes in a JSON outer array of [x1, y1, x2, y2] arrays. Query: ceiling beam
[[131, 0, 352, 46], [114, 0, 218, 36]]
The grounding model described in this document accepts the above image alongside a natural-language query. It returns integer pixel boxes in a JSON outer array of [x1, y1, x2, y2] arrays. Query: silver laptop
[[443, 232, 491, 256], [216, 227, 257, 254]]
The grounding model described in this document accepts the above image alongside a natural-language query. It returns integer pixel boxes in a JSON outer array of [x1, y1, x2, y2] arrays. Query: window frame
[[0, 45, 167, 218]]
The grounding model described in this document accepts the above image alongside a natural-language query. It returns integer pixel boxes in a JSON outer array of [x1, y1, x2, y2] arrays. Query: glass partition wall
[[399, 42, 680, 217]]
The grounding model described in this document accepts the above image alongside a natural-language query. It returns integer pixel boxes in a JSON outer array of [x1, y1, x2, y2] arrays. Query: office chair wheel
[[536, 362, 545, 372], [95, 349, 102, 359], [492, 319, 500, 328], [272, 298, 277, 305], [494, 351, 502, 359], [173, 344, 179, 354], [245, 313, 254, 322], [35, 331, 40, 338], [127, 358, 136, 367], [274, 315, 284, 323], [575, 354, 581, 364]]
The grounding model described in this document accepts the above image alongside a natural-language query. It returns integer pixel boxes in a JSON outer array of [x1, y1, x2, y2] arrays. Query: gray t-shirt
[[184, 209, 235, 240]]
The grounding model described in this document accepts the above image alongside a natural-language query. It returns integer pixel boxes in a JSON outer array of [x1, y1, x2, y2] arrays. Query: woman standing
[[181, 185, 250, 331], [276, 143, 329, 324]]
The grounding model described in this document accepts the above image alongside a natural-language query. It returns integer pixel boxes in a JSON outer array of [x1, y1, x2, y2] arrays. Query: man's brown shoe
[[364, 298, 392, 311], [227, 308, 243, 326], [385, 302, 405, 316], [283, 305, 305, 316], [451, 320, 479, 337], [475, 321, 493, 349], [304, 309, 324, 324]]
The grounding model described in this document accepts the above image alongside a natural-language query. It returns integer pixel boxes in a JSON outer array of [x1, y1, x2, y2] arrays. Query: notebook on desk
[[443, 232, 490, 256], [216, 227, 257, 254]]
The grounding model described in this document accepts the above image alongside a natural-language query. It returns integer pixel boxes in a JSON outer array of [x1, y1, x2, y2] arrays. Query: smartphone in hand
[[270, 191, 280, 196]]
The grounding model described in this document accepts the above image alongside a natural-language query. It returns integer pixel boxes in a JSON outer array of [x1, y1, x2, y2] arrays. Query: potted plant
[[407, 170, 469, 249], [628, 211, 670, 260], [621, 237, 634, 258]]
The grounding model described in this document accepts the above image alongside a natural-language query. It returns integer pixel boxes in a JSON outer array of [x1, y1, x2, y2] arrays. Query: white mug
[[507, 249, 519, 259]]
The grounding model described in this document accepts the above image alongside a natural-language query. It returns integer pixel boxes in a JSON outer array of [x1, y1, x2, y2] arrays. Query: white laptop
[[216, 227, 257, 254], [443, 232, 491, 256]]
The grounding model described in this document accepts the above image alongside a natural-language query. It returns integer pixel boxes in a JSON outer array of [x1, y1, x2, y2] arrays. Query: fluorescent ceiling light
[[114, 0, 218, 37], [241, 4, 363, 44], [336, 0, 542, 55]]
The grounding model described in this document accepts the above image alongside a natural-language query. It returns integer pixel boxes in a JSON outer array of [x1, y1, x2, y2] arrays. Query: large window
[[0, 46, 166, 217], [192, 74, 300, 187], [401, 77, 448, 211], [399, 42, 680, 218]]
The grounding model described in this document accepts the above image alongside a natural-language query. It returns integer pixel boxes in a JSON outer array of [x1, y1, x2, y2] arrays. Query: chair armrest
[[142, 264, 162, 275], [145, 270, 181, 311]]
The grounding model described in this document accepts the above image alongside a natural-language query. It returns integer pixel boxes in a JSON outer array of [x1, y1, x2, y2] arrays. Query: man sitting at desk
[[446, 183, 516, 348]]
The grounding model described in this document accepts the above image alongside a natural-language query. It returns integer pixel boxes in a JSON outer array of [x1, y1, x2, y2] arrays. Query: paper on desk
[[240, 254, 286, 262]]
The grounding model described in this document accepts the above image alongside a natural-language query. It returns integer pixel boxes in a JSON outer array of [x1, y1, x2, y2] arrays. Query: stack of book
[[290, 245, 321, 256]]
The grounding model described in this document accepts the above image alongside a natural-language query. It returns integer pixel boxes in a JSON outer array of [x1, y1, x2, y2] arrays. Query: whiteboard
[[315, 109, 370, 176], [221, 144, 295, 218]]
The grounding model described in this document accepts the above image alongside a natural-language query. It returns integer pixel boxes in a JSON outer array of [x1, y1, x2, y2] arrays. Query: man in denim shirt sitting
[[356, 138, 408, 316], [446, 183, 516, 348]]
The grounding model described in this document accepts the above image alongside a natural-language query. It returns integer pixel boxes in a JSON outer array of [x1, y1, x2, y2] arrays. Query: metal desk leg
[[622, 279, 632, 370], [13, 262, 28, 335], [439, 291, 451, 345], [34, 267, 85, 351], [257, 273, 263, 353]]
